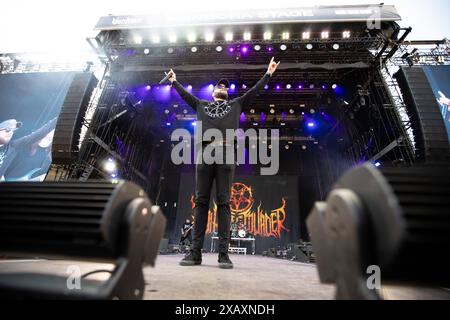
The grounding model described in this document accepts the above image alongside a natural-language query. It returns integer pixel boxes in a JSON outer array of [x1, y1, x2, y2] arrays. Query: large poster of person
[[0, 72, 74, 182], [423, 66, 450, 143]]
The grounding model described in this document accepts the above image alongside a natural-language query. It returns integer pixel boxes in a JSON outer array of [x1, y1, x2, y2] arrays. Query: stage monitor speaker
[[52, 72, 98, 165], [159, 238, 169, 253], [394, 67, 450, 164], [0, 181, 166, 300], [307, 164, 450, 299]]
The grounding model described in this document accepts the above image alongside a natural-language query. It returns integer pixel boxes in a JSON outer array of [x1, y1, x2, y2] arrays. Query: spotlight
[[164, 109, 170, 114], [242, 84, 247, 89], [230, 83, 236, 90], [333, 43, 340, 50], [183, 109, 188, 114], [143, 48, 150, 55], [169, 34, 177, 43], [134, 36, 143, 44], [268, 145, 273, 149], [208, 84, 214, 90], [145, 85, 151, 91], [187, 85, 193, 90], [225, 32, 233, 41], [264, 85, 269, 90], [298, 84, 303, 89], [191, 46, 198, 53], [270, 108, 275, 114], [285, 145, 290, 150], [332, 84, 338, 89], [306, 43, 313, 50], [243, 32, 251, 41], [289, 109, 295, 114], [276, 85, 281, 90], [191, 121, 197, 127], [152, 35, 160, 44], [205, 33, 214, 42], [307, 122, 315, 128], [343, 31, 351, 39], [228, 46, 235, 53], [309, 84, 315, 89], [263, 32, 272, 40], [374, 161, 381, 167], [286, 84, 292, 89], [280, 44, 287, 51], [302, 145, 307, 150], [187, 32, 197, 43], [254, 45, 261, 51], [167, 47, 174, 54], [103, 158, 117, 173], [241, 46, 249, 54], [250, 109, 255, 114], [267, 46, 274, 52], [302, 32, 310, 39], [310, 108, 316, 114], [165, 122, 172, 127], [321, 31, 329, 39], [282, 32, 290, 40]]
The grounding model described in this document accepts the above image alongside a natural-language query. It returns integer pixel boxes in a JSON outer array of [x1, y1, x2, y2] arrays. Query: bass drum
[[238, 229, 246, 238]]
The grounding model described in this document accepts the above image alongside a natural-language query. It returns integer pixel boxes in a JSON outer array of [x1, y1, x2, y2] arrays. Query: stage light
[[134, 36, 142, 44], [165, 122, 172, 127], [242, 84, 247, 89], [302, 32, 310, 39], [164, 109, 170, 114], [276, 85, 281, 90], [143, 48, 150, 55], [241, 46, 249, 54], [167, 47, 174, 54], [263, 32, 272, 40], [183, 109, 188, 114], [333, 43, 340, 50], [225, 32, 233, 41], [187, 85, 193, 90], [307, 122, 315, 128], [280, 44, 287, 51], [310, 108, 316, 114], [264, 85, 269, 90], [332, 84, 338, 89], [375, 162, 381, 167], [208, 84, 214, 90], [145, 85, 151, 91], [216, 45, 223, 52], [254, 45, 261, 51], [228, 46, 235, 53], [302, 145, 307, 150], [169, 34, 177, 43], [187, 32, 197, 42], [306, 43, 313, 50], [270, 108, 275, 114], [205, 33, 214, 42], [286, 84, 292, 89], [267, 46, 273, 52], [298, 84, 303, 89], [250, 109, 255, 114], [285, 145, 290, 150], [322, 85, 327, 89], [191, 121, 197, 127], [103, 158, 117, 173], [243, 32, 251, 41], [230, 83, 236, 90], [309, 84, 315, 89], [282, 32, 290, 40], [191, 46, 198, 53], [268, 145, 273, 149], [152, 35, 160, 44], [253, 122, 258, 126], [321, 31, 329, 39], [343, 31, 351, 38], [289, 109, 295, 114]]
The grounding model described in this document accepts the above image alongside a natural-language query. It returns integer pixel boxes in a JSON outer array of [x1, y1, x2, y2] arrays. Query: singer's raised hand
[[168, 69, 176, 83]]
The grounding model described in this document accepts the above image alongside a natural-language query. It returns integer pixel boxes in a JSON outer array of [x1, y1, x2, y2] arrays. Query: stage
[[1, 254, 449, 300]]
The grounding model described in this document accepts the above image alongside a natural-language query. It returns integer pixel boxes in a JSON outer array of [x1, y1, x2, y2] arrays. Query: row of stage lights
[[135, 30, 352, 45], [145, 83, 338, 91]]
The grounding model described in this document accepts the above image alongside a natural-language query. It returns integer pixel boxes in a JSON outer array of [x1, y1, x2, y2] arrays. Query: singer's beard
[[213, 91, 228, 101]]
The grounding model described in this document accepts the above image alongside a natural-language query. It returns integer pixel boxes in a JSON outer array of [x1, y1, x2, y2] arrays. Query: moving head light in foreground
[[0, 181, 166, 300], [307, 165, 450, 300]]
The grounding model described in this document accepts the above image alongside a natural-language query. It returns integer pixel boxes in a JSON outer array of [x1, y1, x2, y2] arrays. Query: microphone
[[159, 72, 172, 84]]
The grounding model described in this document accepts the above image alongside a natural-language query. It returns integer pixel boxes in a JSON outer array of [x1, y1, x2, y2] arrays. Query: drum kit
[[230, 222, 253, 238]]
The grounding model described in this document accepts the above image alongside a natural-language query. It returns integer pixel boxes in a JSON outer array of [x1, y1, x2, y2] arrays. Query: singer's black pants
[[192, 144, 235, 254]]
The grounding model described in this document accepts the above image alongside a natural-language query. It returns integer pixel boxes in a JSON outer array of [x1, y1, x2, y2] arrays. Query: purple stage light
[[267, 46, 273, 52], [242, 84, 247, 89], [241, 46, 249, 54], [322, 85, 327, 89], [166, 122, 172, 127], [187, 85, 193, 90], [264, 85, 269, 90], [240, 112, 246, 122], [230, 83, 236, 90], [145, 85, 151, 91], [276, 85, 281, 90], [228, 47, 235, 53], [298, 84, 303, 89], [208, 84, 214, 90], [307, 122, 315, 128]]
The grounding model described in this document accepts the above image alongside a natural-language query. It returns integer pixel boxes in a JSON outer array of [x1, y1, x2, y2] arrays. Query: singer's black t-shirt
[[172, 73, 271, 144]]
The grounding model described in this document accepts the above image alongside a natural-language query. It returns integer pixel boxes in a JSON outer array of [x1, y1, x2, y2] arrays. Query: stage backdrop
[[423, 66, 450, 143], [176, 173, 300, 254], [0, 72, 74, 181]]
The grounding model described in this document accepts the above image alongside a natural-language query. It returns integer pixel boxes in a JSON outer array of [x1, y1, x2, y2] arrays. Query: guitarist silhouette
[[180, 218, 194, 247]]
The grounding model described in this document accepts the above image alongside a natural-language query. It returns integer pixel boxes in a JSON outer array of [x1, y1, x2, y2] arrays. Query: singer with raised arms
[[165, 57, 280, 269]]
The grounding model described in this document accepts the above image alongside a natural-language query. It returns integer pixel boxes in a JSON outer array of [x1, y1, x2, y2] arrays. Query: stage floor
[[0, 253, 449, 300]]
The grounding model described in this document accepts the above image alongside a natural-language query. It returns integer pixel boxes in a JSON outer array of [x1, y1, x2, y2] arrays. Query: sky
[[0, 0, 449, 55]]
